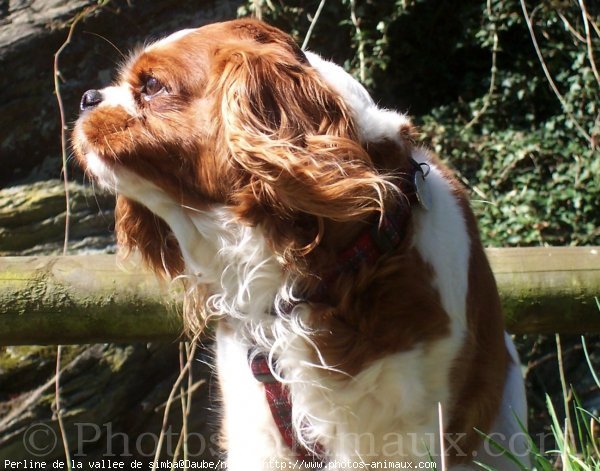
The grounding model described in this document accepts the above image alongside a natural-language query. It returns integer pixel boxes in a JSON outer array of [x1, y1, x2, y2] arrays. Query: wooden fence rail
[[0, 247, 598, 346]]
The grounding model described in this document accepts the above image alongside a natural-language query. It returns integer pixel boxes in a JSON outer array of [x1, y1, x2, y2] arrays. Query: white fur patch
[[306, 52, 412, 145], [98, 85, 138, 116], [81, 153, 219, 275], [411, 148, 470, 331], [148, 28, 196, 50], [85, 151, 119, 190], [277, 335, 462, 467]]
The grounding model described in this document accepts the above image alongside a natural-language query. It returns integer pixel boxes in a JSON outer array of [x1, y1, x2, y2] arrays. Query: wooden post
[[0, 255, 182, 345], [487, 247, 599, 334], [0, 247, 598, 345]]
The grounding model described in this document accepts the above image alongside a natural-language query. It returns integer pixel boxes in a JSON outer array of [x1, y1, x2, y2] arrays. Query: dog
[[73, 18, 528, 470]]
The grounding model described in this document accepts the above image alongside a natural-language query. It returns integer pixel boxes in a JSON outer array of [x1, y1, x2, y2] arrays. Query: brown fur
[[115, 197, 184, 276], [308, 246, 451, 376]]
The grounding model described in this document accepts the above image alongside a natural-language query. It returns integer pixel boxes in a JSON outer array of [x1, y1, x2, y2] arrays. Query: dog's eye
[[141, 76, 166, 100]]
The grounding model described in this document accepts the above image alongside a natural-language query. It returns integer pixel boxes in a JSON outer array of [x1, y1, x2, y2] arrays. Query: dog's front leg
[[216, 322, 297, 470]]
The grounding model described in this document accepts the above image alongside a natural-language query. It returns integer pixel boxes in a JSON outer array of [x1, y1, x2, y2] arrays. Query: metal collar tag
[[414, 162, 432, 210]]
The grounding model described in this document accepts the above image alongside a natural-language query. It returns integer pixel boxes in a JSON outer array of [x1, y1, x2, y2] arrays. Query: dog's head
[[73, 19, 414, 277]]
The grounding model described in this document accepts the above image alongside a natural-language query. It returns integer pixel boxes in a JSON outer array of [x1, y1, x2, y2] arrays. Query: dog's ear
[[208, 43, 396, 256], [115, 196, 184, 277]]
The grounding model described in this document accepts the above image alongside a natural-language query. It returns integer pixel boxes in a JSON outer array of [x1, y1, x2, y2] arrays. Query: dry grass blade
[[349, 0, 366, 83], [152, 340, 198, 470], [577, 0, 600, 87], [53, 346, 71, 471], [519, 0, 593, 147], [555, 334, 576, 453], [53, 3, 109, 469], [465, 0, 498, 130], [302, 0, 327, 51], [438, 402, 446, 471]]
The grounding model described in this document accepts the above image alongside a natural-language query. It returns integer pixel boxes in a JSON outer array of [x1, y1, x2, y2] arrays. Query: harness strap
[[250, 354, 321, 462], [318, 158, 429, 294]]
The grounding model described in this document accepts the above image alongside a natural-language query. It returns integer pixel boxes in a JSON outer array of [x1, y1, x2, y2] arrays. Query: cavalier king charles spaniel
[[73, 19, 528, 470]]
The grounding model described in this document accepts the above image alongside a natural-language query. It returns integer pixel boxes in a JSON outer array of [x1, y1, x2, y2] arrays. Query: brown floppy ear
[[115, 196, 184, 277], [208, 44, 397, 241]]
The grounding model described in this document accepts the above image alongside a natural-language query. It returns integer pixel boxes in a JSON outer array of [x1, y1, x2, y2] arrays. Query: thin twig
[[519, 0, 593, 146], [578, 0, 600, 86], [454, 168, 489, 201], [185, 342, 195, 458], [53, 346, 71, 471], [349, 0, 366, 83], [302, 0, 327, 51], [55, 26, 76, 255], [179, 342, 189, 467], [170, 433, 185, 471], [465, 0, 499, 130], [54, 2, 108, 251], [253, 0, 262, 21], [152, 341, 198, 471], [164, 344, 190, 470], [557, 12, 586, 43], [155, 379, 205, 412], [587, 11, 600, 39], [53, 5, 104, 469], [170, 343, 202, 471]]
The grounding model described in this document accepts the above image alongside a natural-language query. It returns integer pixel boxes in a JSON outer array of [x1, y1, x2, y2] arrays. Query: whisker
[[84, 31, 126, 59]]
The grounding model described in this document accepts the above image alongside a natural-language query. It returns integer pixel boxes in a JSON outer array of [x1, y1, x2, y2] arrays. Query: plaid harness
[[249, 159, 429, 462], [250, 354, 314, 460]]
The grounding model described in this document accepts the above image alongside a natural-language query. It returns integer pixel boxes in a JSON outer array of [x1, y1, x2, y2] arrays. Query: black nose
[[80, 89, 103, 111]]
